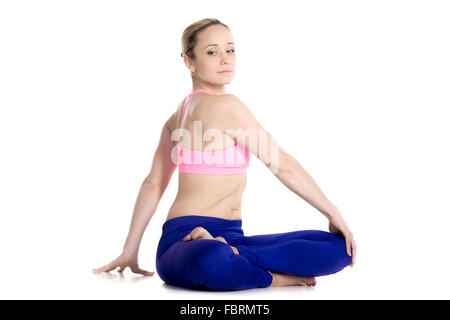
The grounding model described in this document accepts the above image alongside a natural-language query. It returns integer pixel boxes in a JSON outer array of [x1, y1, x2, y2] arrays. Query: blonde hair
[[181, 18, 230, 60]]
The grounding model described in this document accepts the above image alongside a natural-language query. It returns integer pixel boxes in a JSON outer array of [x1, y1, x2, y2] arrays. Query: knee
[[330, 235, 352, 268], [156, 239, 233, 289]]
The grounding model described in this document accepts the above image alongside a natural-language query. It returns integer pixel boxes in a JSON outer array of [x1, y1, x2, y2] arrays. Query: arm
[[213, 94, 340, 221], [214, 94, 356, 265], [121, 181, 161, 259], [273, 149, 340, 221], [92, 111, 180, 275], [122, 113, 178, 258]]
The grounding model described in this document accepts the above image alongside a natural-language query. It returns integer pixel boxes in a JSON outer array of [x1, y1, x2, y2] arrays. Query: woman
[[92, 18, 356, 291]]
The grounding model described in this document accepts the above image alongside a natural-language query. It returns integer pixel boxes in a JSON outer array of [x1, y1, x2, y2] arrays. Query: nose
[[220, 52, 231, 64], [220, 58, 231, 66]]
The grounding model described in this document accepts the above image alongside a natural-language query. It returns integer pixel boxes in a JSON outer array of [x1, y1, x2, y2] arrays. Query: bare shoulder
[[196, 93, 260, 133], [197, 93, 247, 119], [215, 93, 245, 112], [217, 94, 255, 122]]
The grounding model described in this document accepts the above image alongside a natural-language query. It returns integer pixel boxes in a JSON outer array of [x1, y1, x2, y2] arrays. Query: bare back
[[165, 92, 247, 221]]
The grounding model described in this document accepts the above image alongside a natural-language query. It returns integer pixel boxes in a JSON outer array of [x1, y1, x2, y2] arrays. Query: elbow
[[142, 178, 163, 201], [142, 176, 161, 190]]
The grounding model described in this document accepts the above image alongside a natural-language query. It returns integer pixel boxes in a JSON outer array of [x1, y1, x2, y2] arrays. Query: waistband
[[162, 214, 242, 233], [157, 215, 244, 258]]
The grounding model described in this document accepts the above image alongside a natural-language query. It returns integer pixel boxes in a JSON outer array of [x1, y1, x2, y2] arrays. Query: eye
[[207, 49, 235, 55]]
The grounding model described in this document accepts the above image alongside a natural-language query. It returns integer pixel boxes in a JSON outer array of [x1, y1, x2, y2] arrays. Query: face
[[185, 25, 236, 86]]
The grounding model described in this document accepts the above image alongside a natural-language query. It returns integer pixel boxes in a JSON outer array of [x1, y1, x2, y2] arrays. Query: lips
[[218, 70, 232, 73]]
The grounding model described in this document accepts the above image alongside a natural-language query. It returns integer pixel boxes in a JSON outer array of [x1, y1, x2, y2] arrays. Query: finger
[[118, 266, 126, 273], [351, 241, 357, 266], [345, 238, 351, 257], [92, 262, 116, 274], [141, 270, 155, 276], [103, 263, 118, 273], [133, 267, 155, 276]]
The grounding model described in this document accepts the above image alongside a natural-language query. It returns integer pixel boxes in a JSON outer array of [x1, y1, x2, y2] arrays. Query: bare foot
[[268, 271, 316, 287], [183, 227, 228, 243], [183, 226, 216, 241], [182, 227, 239, 254]]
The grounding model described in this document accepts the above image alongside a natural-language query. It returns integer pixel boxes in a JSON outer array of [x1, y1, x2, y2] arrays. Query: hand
[[92, 252, 155, 276], [328, 214, 357, 267]]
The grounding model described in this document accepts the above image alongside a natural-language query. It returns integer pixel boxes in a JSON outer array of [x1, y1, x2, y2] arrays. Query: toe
[[215, 236, 227, 243], [191, 227, 204, 239]]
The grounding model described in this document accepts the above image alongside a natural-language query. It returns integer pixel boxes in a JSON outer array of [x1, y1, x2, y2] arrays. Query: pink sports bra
[[177, 89, 251, 175]]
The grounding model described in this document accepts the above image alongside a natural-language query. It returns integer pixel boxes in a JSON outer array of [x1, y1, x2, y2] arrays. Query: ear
[[183, 55, 195, 72]]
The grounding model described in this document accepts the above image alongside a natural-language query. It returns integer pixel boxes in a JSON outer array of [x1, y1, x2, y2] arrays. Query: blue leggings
[[155, 215, 351, 291]]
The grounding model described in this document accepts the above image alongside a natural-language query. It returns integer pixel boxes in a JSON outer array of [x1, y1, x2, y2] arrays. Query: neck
[[191, 83, 226, 96]]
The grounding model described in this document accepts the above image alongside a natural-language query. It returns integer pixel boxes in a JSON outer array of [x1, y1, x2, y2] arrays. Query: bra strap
[[179, 89, 213, 127]]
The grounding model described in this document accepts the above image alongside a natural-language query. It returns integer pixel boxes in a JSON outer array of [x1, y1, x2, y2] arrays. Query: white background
[[1, 0, 449, 299]]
